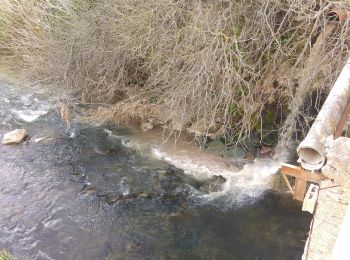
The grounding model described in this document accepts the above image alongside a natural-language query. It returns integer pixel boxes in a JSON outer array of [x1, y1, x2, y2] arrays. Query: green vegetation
[[0, 0, 349, 148], [0, 250, 15, 260]]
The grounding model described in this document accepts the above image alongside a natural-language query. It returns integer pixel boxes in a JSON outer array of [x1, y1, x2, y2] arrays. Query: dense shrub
[[1, 0, 349, 148]]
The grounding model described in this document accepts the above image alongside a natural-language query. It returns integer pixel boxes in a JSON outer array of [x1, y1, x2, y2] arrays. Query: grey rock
[[2, 129, 28, 145]]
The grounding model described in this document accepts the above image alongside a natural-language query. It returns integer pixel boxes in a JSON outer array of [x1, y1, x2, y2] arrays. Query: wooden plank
[[281, 163, 326, 183], [281, 173, 294, 194], [294, 178, 307, 201]]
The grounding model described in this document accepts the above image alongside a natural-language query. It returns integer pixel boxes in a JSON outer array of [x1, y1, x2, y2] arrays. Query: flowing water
[[0, 77, 312, 259]]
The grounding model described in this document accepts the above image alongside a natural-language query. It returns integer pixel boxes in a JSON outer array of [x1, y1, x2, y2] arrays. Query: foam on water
[[12, 108, 50, 122], [201, 160, 281, 207], [13, 94, 50, 122], [105, 128, 281, 206], [0, 89, 51, 123], [152, 145, 280, 205]]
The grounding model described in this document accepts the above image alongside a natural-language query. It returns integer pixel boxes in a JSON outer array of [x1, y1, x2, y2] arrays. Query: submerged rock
[[160, 193, 183, 202], [198, 175, 226, 193], [155, 167, 227, 194], [108, 192, 155, 204], [108, 194, 136, 204], [155, 166, 188, 193], [2, 129, 28, 145], [137, 192, 153, 199], [82, 183, 98, 194], [82, 186, 97, 194]]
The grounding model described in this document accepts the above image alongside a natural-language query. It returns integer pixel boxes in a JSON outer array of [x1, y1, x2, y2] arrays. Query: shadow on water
[[0, 79, 312, 259]]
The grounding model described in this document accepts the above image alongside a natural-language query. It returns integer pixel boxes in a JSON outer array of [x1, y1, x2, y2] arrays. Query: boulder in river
[[2, 129, 28, 145]]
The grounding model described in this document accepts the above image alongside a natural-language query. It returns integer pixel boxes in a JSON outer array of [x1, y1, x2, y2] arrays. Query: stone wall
[[303, 137, 350, 259], [323, 137, 350, 196]]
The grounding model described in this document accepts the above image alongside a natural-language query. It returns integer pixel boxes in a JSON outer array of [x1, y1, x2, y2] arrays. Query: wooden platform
[[280, 163, 327, 201]]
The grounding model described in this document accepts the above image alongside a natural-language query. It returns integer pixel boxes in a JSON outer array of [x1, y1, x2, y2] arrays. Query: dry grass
[[1, 0, 350, 150]]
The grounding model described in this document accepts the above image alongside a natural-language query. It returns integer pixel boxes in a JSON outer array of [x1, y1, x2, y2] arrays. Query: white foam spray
[[152, 145, 280, 206], [8, 93, 51, 122], [105, 128, 281, 207]]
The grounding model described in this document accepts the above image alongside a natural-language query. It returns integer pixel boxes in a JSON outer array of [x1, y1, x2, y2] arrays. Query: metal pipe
[[297, 58, 350, 171]]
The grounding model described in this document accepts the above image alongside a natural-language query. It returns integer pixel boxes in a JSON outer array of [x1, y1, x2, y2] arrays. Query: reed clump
[[1, 0, 350, 146]]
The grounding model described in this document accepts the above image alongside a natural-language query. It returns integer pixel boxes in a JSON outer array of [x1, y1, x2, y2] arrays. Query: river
[[0, 77, 312, 259]]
